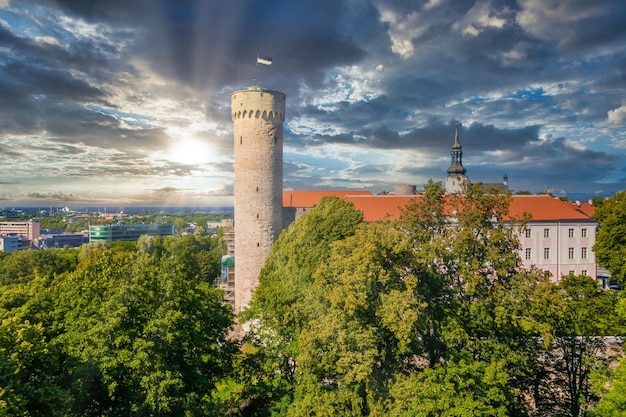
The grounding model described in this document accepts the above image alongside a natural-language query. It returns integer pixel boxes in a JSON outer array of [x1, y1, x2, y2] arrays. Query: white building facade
[[509, 195, 598, 282], [520, 220, 597, 280]]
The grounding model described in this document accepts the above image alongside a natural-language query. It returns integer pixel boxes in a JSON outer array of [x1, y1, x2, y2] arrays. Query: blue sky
[[0, 0, 625, 207]]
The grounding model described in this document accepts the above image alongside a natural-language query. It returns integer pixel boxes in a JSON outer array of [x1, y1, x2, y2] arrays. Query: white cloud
[[516, 0, 606, 42], [424, 0, 444, 11], [494, 42, 530, 67], [377, 5, 428, 59], [607, 104, 626, 125], [34, 36, 60, 46], [452, 0, 509, 37], [564, 139, 587, 151]]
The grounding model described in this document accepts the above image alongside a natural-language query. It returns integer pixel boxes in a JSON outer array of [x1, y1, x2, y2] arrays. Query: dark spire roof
[[447, 122, 466, 175]]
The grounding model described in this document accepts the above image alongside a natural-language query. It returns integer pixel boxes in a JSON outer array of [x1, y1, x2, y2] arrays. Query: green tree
[[594, 191, 626, 284], [536, 275, 620, 417], [173, 217, 188, 236], [240, 196, 364, 415], [244, 183, 540, 416], [591, 356, 626, 416], [0, 316, 71, 417], [54, 250, 237, 416], [589, 290, 626, 416], [0, 248, 78, 285], [387, 356, 511, 417]]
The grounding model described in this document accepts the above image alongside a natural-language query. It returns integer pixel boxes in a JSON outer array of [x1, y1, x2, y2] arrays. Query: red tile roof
[[570, 201, 595, 217], [344, 195, 418, 222], [507, 195, 594, 221], [282, 190, 595, 223], [283, 190, 372, 208]]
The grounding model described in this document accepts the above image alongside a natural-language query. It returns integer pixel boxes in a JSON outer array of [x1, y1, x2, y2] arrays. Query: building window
[[581, 247, 587, 259], [525, 229, 531, 238], [581, 228, 587, 238], [582, 270, 587, 276], [525, 248, 531, 260], [544, 248, 550, 259], [568, 228, 574, 238], [569, 270, 575, 275], [544, 228, 550, 238], [568, 247, 574, 259]]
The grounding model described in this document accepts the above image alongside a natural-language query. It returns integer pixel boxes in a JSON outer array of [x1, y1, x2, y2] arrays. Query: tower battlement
[[232, 87, 285, 122]]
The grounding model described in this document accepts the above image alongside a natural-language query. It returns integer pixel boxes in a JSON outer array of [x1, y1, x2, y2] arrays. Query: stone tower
[[445, 122, 467, 194], [231, 86, 286, 312]]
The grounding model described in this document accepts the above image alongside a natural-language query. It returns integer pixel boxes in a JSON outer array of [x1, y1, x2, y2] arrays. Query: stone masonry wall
[[231, 87, 285, 312]]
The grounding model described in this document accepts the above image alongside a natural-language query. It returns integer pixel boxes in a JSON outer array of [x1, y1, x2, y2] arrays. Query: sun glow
[[163, 137, 214, 165]]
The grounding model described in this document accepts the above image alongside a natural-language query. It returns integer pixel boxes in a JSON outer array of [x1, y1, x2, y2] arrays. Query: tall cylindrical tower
[[231, 86, 286, 312]]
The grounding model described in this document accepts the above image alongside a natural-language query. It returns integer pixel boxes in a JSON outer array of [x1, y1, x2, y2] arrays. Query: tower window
[[240, 136, 242, 144]]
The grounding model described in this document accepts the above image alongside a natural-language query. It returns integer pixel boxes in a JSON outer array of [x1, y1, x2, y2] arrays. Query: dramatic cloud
[[0, 0, 625, 207]]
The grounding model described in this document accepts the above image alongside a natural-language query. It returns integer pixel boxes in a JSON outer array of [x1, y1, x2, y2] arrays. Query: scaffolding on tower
[[216, 227, 235, 307]]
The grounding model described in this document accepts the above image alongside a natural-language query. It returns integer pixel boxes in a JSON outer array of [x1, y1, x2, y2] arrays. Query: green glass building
[[89, 223, 176, 243]]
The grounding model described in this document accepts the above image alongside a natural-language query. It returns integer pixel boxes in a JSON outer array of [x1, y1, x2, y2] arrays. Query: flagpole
[[254, 53, 273, 86]]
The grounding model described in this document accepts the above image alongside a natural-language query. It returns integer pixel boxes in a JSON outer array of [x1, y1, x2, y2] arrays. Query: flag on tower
[[257, 55, 273, 65]]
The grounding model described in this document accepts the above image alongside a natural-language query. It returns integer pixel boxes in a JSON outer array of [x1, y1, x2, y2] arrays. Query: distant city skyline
[[1, 0, 625, 206]]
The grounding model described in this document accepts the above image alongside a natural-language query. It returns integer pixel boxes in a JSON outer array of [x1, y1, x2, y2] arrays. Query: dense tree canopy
[[594, 191, 626, 285], [237, 182, 625, 417], [1, 192, 624, 416], [0, 233, 235, 417]]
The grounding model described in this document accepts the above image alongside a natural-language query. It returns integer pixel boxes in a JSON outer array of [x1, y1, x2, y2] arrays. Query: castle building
[[231, 86, 286, 312], [282, 191, 598, 283], [227, 96, 604, 310]]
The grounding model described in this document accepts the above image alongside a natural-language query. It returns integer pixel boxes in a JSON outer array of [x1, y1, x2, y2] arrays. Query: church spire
[[447, 122, 466, 175]]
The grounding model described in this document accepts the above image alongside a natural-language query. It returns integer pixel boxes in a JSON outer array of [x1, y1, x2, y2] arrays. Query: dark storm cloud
[[517, 0, 626, 52], [3, 60, 104, 101], [0, 11, 128, 85], [289, 118, 542, 154], [35, 0, 367, 93], [40, 104, 171, 152], [2, 0, 625, 204], [468, 135, 623, 193], [0, 11, 128, 140], [462, 123, 540, 151]]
